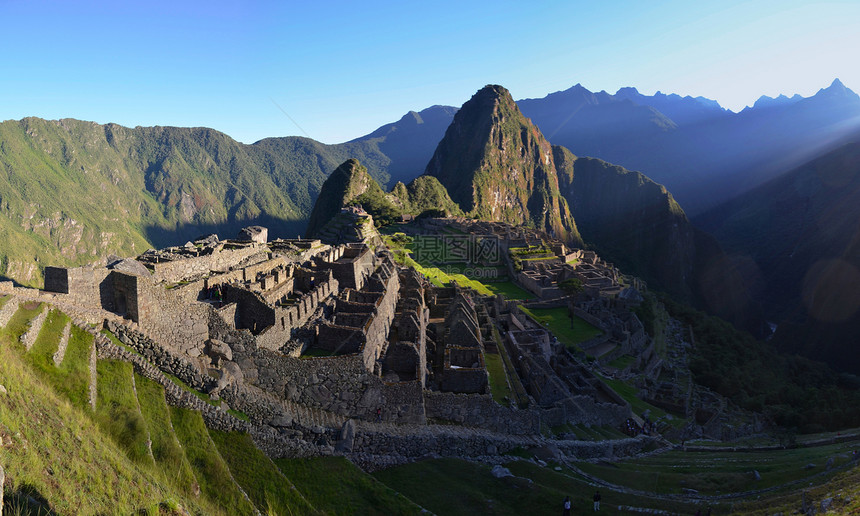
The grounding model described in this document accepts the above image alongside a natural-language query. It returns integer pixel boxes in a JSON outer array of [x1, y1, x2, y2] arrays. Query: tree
[[559, 277, 583, 297]]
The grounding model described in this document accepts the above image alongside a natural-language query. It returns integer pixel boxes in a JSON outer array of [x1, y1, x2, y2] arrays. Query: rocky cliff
[[424, 85, 581, 245]]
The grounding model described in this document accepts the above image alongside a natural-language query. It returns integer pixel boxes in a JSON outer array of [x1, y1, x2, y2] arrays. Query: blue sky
[[1, 0, 858, 144]]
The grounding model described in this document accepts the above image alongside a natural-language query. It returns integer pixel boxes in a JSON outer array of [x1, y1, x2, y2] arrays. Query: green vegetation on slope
[[665, 296, 860, 432], [275, 456, 423, 515], [423, 85, 581, 244], [0, 117, 396, 286], [374, 458, 705, 515], [134, 374, 199, 497], [94, 360, 155, 467], [169, 406, 257, 515], [578, 441, 859, 496], [22, 310, 91, 409], [518, 306, 602, 351], [210, 430, 318, 515], [0, 330, 192, 514]]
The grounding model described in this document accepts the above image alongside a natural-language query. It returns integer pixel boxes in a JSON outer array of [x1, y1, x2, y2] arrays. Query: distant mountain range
[[348, 78, 860, 216]]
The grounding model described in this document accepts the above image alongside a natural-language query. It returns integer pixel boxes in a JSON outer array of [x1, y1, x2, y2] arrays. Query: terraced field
[[3, 297, 860, 514], [0, 300, 424, 515]]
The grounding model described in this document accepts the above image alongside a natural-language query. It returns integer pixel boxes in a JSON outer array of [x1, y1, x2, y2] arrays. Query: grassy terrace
[[95, 360, 155, 467], [3, 301, 43, 340], [577, 441, 860, 497], [134, 374, 200, 497], [517, 306, 602, 352], [277, 456, 423, 515], [385, 233, 535, 301], [210, 430, 317, 515], [29, 312, 92, 409], [374, 458, 706, 514], [170, 407, 258, 514], [485, 350, 512, 406], [0, 330, 190, 514], [599, 376, 685, 428], [491, 325, 530, 408]]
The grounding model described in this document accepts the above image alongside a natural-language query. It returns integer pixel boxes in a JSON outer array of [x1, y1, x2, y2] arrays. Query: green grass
[[170, 407, 257, 515], [227, 408, 251, 421], [276, 456, 423, 515], [301, 347, 337, 358], [23, 310, 92, 409], [485, 281, 534, 300], [598, 376, 680, 425], [134, 374, 200, 497], [485, 351, 512, 406], [518, 306, 602, 350], [1, 302, 44, 340], [94, 360, 155, 467], [608, 354, 636, 370], [210, 430, 318, 515], [504, 460, 706, 514], [577, 441, 860, 496], [491, 325, 530, 408], [0, 335, 198, 514], [374, 458, 706, 515], [0, 294, 8, 309]]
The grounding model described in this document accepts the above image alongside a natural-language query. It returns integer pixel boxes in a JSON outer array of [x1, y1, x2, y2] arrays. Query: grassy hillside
[[0, 299, 432, 514], [0, 117, 396, 286]]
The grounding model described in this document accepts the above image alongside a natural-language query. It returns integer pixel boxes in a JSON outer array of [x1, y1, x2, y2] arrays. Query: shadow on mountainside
[[142, 215, 310, 249]]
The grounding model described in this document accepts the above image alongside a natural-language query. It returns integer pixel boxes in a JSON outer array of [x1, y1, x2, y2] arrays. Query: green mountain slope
[[0, 299, 423, 513], [305, 159, 387, 237], [306, 159, 464, 237], [424, 85, 581, 244], [0, 118, 395, 286]]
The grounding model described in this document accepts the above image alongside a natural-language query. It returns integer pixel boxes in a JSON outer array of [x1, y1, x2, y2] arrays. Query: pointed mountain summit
[[305, 159, 385, 237], [424, 85, 581, 244]]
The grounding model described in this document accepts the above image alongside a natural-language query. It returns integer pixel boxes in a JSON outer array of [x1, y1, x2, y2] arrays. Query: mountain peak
[[814, 78, 858, 101], [305, 159, 382, 237], [424, 85, 581, 243]]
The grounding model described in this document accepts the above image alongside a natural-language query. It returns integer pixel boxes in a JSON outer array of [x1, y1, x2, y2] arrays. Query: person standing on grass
[[593, 490, 601, 511], [562, 496, 572, 516]]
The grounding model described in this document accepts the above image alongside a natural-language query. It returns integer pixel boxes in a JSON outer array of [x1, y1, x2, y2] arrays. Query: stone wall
[[424, 391, 539, 435], [148, 244, 266, 283], [43, 265, 112, 312], [250, 349, 384, 420], [380, 380, 425, 424], [94, 322, 246, 433], [138, 280, 211, 356], [105, 320, 214, 392]]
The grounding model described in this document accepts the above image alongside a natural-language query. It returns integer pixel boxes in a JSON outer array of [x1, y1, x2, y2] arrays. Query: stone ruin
[[30, 223, 683, 467]]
